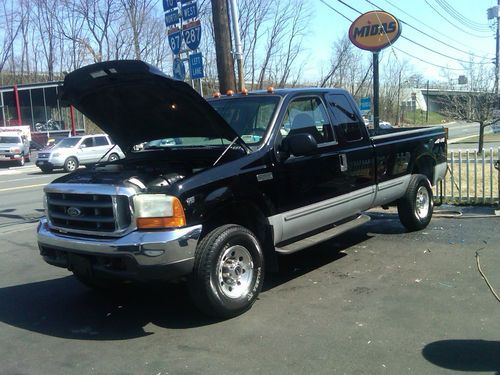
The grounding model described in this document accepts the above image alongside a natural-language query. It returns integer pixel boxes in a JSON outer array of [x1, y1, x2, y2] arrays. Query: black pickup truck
[[37, 61, 447, 317]]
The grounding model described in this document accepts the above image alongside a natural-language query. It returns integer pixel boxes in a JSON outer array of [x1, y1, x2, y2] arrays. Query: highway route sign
[[189, 52, 204, 79]]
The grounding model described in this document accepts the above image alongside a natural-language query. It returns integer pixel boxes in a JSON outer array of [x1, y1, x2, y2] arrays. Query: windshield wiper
[[213, 137, 245, 166]]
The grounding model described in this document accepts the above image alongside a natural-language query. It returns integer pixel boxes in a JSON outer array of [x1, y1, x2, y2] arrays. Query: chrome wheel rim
[[416, 186, 430, 220], [109, 155, 118, 161], [66, 159, 76, 171], [217, 245, 254, 299]]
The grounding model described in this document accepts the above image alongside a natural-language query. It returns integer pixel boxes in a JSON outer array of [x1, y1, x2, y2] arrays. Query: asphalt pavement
[[0, 161, 499, 375]]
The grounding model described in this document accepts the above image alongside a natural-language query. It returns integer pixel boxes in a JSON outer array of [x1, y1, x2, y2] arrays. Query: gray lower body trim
[[268, 185, 376, 244], [372, 174, 411, 207]]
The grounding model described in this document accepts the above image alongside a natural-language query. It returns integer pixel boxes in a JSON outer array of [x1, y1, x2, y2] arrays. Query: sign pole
[[373, 51, 379, 131]]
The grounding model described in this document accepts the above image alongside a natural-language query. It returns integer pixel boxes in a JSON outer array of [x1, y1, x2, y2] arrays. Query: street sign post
[[182, 19, 202, 50], [173, 57, 186, 80], [189, 52, 204, 79]]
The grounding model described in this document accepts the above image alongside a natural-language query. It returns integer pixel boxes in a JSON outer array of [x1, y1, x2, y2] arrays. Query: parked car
[[0, 132, 31, 166], [35, 134, 125, 173], [37, 61, 447, 318], [379, 121, 393, 129]]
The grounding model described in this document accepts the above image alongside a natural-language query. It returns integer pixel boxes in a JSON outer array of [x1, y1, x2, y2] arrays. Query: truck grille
[[46, 192, 131, 234]]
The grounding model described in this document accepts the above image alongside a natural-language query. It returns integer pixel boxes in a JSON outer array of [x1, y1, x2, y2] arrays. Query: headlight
[[51, 152, 60, 157], [133, 194, 186, 229], [10, 147, 21, 154]]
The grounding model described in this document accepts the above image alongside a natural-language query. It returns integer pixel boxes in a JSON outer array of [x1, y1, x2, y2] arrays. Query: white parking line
[[0, 183, 48, 192], [0, 175, 54, 184]]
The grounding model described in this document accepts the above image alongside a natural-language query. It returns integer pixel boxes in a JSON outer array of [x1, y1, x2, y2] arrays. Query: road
[[0, 162, 499, 375], [443, 121, 498, 151], [0, 162, 65, 230]]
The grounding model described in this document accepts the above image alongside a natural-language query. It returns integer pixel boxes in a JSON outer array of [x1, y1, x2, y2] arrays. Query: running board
[[275, 214, 371, 255]]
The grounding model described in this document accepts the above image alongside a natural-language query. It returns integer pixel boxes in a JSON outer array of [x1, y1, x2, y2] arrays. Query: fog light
[[143, 249, 165, 257]]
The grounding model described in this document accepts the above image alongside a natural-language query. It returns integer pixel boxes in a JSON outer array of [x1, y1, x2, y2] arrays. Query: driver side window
[[280, 97, 334, 144]]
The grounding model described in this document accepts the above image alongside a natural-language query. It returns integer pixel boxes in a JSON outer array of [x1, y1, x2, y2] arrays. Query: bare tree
[[440, 60, 496, 153]]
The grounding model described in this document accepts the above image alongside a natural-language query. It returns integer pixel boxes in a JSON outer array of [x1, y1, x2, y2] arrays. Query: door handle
[[340, 153, 348, 172]]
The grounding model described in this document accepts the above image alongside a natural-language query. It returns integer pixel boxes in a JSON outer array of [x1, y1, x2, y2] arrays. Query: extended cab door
[[325, 93, 376, 211]]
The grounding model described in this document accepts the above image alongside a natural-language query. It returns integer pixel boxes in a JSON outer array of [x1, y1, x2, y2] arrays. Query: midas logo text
[[353, 22, 397, 39]]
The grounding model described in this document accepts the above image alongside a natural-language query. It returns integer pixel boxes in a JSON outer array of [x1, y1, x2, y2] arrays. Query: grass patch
[[434, 153, 499, 205], [400, 110, 450, 126]]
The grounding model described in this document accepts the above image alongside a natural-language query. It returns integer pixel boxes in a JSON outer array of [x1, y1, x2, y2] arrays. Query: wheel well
[[413, 156, 435, 185], [201, 201, 278, 272]]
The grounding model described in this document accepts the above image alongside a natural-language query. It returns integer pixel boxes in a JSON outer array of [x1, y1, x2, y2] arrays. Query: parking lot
[[0, 165, 498, 375]]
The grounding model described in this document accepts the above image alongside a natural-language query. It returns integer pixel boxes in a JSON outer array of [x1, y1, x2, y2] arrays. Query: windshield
[[132, 96, 280, 151], [0, 136, 21, 143], [55, 137, 81, 148]]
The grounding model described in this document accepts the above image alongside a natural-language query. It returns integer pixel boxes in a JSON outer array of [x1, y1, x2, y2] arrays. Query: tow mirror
[[283, 133, 318, 157]]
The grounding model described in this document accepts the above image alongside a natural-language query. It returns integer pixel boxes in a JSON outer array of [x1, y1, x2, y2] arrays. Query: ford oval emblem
[[67, 207, 82, 217]]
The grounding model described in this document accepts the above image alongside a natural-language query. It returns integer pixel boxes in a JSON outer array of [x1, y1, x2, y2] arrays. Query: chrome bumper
[[37, 218, 202, 280]]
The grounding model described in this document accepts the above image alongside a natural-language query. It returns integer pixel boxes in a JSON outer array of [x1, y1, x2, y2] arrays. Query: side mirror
[[282, 133, 318, 157], [79, 144, 86, 149]]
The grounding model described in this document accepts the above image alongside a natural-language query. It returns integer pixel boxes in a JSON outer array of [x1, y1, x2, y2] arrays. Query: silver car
[[0, 132, 31, 166], [36, 134, 124, 173]]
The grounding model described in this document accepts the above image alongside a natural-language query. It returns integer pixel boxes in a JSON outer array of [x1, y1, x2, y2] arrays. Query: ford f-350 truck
[[37, 61, 447, 318]]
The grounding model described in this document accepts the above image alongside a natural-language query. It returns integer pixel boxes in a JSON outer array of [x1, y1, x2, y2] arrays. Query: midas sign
[[348, 11, 401, 51]]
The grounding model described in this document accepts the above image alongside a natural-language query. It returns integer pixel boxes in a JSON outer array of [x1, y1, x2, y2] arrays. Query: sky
[[305, 0, 497, 83]]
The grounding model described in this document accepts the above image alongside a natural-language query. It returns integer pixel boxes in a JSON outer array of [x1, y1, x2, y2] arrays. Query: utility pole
[[228, 0, 245, 92], [211, 0, 236, 93], [488, 1, 500, 97]]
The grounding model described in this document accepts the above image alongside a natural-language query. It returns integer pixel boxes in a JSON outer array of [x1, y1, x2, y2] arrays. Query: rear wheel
[[397, 174, 434, 231], [189, 224, 264, 318], [64, 157, 78, 172], [108, 153, 119, 162]]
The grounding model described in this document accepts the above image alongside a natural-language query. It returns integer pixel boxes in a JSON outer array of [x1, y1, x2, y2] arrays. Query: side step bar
[[275, 214, 371, 255]]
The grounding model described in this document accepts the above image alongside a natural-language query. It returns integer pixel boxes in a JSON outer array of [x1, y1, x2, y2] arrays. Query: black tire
[[64, 157, 79, 172], [397, 174, 434, 231], [108, 153, 119, 162], [189, 224, 264, 318], [39, 166, 53, 173]]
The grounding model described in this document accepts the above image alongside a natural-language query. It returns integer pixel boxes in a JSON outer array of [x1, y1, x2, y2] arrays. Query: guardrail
[[434, 148, 499, 205]]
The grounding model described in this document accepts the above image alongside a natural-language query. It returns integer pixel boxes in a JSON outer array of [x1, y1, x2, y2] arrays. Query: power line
[[364, 0, 494, 60], [380, 0, 492, 56], [424, 0, 492, 38], [434, 0, 491, 32]]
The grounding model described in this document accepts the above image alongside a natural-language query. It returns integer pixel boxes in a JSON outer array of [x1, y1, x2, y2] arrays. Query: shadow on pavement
[[422, 340, 500, 373], [0, 217, 406, 340], [0, 276, 220, 340]]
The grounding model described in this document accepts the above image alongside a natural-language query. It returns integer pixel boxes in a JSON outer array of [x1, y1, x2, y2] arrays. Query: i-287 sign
[[183, 19, 202, 50]]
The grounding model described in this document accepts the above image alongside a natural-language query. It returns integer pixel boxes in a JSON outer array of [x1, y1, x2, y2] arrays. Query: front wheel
[[397, 174, 434, 231], [17, 155, 25, 166], [64, 157, 79, 172], [189, 224, 264, 318]]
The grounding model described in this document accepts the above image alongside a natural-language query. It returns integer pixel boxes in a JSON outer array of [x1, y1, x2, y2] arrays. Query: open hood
[[61, 60, 242, 151]]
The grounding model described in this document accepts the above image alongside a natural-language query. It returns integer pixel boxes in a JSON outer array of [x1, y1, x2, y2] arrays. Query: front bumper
[[0, 153, 22, 162], [37, 218, 202, 281]]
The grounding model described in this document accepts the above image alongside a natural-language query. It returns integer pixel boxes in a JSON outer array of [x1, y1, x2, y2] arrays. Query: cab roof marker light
[[267, 86, 274, 93], [213, 91, 221, 98], [90, 70, 108, 78], [226, 90, 234, 96], [241, 88, 248, 95]]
